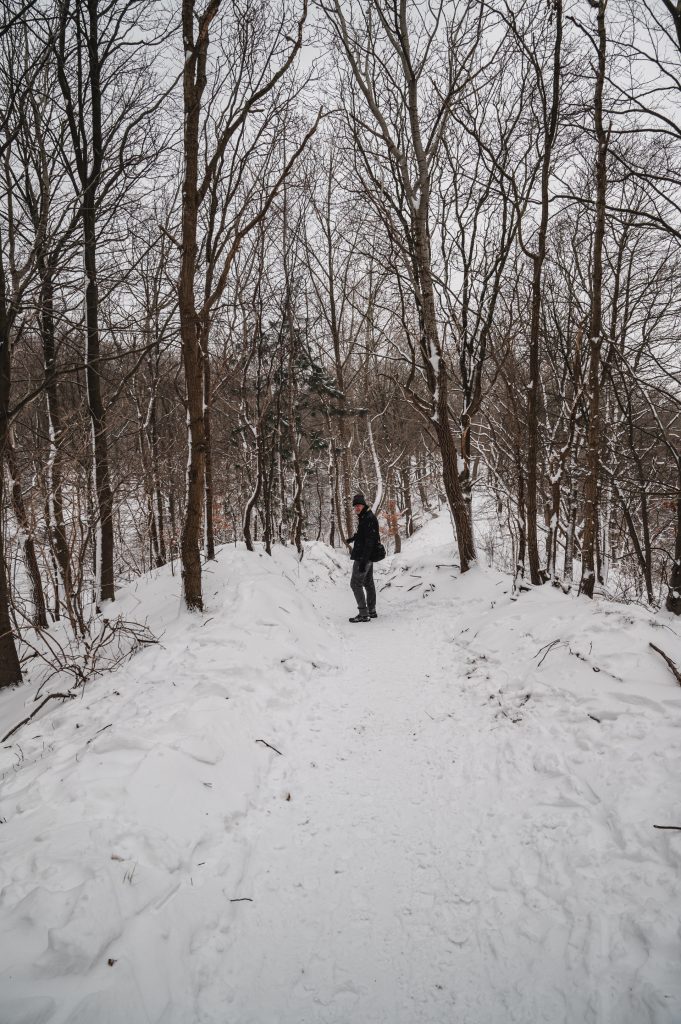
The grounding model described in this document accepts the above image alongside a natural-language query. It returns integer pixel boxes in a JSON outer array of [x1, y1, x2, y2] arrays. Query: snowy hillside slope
[[1, 517, 680, 1024]]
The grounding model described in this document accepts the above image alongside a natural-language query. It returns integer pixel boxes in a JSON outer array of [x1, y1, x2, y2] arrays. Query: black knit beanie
[[352, 493, 367, 507]]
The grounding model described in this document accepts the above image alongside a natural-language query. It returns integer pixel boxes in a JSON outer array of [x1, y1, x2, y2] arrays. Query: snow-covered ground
[[1, 514, 680, 1024]]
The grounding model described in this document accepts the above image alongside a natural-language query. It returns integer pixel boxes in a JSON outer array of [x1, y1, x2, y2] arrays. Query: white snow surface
[[1, 515, 681, 1024]]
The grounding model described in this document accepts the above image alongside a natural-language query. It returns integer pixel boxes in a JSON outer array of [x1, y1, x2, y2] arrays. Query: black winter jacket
[[349, 507, 380, 566]]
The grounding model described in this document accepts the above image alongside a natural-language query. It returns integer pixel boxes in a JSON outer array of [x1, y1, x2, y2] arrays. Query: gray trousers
[[351, 561, 376, 613]]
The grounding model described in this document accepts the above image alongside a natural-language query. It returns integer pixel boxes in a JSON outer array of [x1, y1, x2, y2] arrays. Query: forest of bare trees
[[1, 0, 681, 687]]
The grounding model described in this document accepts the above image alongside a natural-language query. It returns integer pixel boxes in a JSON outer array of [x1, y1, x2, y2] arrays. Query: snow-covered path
[[208, 586, 476, 1022], [193, 523, 681, 1024], [1, 516, 680, 1023]]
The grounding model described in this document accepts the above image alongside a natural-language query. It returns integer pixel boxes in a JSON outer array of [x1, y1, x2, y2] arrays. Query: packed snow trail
[[1, 515, 680, 1023], [199, 527, 681, 1024]]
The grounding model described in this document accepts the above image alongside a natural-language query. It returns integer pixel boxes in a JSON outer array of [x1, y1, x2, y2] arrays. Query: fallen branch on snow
[[2, 691, 76, 744], [649, 643, 681, 687], [534, 638, 564, 667], [653, 824, 681, 831]]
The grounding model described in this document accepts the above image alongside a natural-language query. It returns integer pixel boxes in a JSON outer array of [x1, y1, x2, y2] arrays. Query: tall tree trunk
[[0, 319, 22, 686], [414, 210, 476, 570], [178, 0, 214, 610], [82, 199, 115, 605], [525, 251, 544, 584], [526, 0, 563, 586], [76, 1, 116, 606], [580, 0, 608, 599]]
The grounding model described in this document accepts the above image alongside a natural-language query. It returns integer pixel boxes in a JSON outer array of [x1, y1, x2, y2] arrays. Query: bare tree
[[177, 0, 317, 610], [321, 0, 490, 571], [580, 0, 609, 598]]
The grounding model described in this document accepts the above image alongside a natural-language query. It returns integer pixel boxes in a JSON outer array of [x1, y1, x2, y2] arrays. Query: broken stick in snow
[[255, 738, 283, 756], [1, 692, 76, 744], [649, 643, 681, 686]]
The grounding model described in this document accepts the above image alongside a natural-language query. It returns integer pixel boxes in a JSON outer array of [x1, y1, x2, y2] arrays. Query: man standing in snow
[[346, 494, 380, 623]]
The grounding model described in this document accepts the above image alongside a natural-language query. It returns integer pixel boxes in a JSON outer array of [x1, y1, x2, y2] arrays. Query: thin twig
[[653, 825, 681, 831], [534, 638, 563, 667], [86, 723, 112, 745], [255, 738, 283, 756]]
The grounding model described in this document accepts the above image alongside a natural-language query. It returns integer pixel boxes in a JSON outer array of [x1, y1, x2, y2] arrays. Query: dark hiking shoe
[[369, 610, 377, 618], [349, 613, 370, 623]]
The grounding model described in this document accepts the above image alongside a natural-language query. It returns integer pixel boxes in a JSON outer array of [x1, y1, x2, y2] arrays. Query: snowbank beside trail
[[0, 543, 342, 1024], [385, 515, 681, 1022]]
